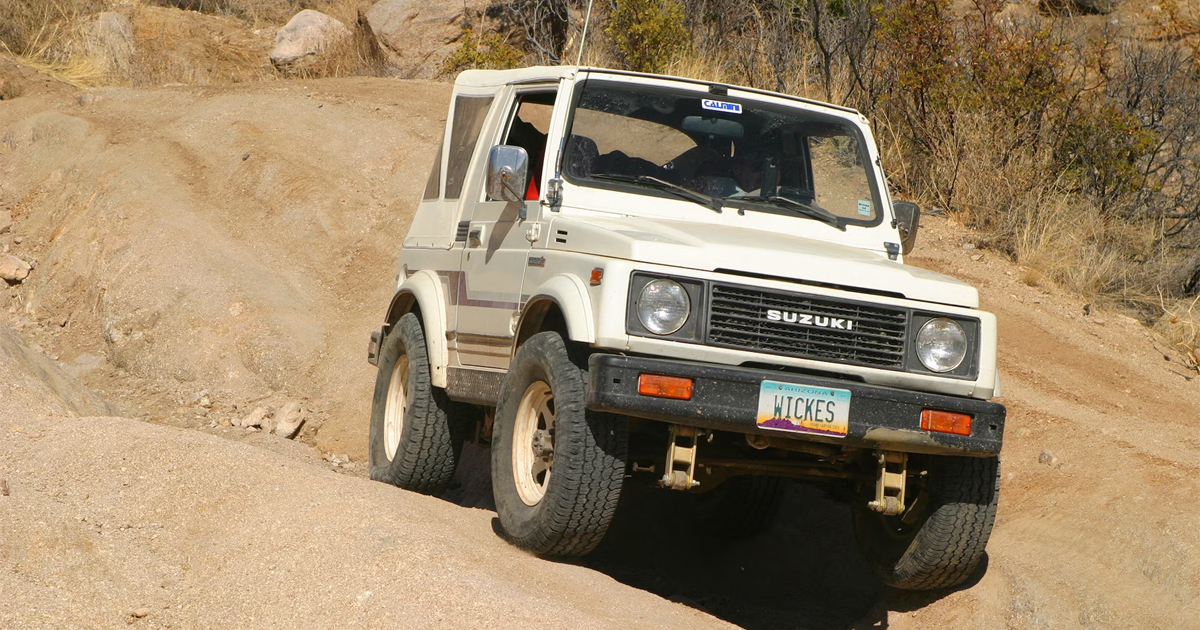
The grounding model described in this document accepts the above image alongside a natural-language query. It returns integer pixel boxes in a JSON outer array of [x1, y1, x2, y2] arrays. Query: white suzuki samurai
[[367, 66, 1005, 591]]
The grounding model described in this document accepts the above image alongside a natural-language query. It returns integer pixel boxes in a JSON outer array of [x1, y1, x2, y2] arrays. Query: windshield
[[562, 80, 881, 225]]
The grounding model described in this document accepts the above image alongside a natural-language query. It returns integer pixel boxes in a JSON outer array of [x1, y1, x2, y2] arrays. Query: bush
[[587, 0, 1200, 310], [607, 0, 687, 74], [439, 29, 524, 76]]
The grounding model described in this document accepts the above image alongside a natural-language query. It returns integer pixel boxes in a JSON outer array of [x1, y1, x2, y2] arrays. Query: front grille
[[708, 284, 908, 369]]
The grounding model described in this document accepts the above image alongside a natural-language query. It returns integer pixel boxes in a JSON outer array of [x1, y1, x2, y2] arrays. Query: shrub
[[439, 29, 524, 76], [607, 0, 687, 74]]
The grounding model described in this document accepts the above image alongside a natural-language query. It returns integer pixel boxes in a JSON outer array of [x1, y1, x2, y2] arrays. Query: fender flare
[[522, 273, 596, 344], [385, 270, 449, 388]]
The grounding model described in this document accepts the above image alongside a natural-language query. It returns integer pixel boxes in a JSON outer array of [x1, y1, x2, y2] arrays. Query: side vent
[[555, 229, 568, 244], [455, 221, 470, 242]]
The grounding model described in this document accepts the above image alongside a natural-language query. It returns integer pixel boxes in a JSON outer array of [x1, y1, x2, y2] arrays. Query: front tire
[[368, 313, 461, 494], [853, 455, 1000, 590], [491, 332, 627, 557]]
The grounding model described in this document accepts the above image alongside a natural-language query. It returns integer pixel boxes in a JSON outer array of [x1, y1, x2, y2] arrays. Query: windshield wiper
[[727, 194, 845, 231], [590, 174, 723, 213]]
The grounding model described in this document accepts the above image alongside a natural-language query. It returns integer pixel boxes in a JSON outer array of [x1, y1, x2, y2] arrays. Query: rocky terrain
[[1, 60, 1198, 629]]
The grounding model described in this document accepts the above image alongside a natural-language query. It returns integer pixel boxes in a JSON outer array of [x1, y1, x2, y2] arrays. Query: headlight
[[637, 279, 690, 334], [915, 318, 968, 372]]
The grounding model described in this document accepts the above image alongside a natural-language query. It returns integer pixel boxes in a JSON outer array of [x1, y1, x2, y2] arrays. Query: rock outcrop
[[270, 10, 352, 71], [364, 0, 492, 79]]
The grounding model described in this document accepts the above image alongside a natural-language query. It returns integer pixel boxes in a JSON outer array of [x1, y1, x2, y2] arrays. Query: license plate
[[755, 380, 851, 437]]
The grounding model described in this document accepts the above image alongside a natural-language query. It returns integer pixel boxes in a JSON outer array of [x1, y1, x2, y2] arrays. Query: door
[[455, 88, 558, 369]]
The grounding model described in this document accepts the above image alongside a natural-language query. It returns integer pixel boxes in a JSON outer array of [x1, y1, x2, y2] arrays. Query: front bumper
[[586, 354, 1005, 457]]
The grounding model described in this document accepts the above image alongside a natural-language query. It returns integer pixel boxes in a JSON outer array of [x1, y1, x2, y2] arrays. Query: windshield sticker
[[702, 99, 742, 114], [857, 200, 872, 216]]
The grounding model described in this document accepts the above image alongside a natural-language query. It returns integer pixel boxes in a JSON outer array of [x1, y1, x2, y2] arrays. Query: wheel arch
[[385, 269, 449, 388], [515, 274, 596, 352]]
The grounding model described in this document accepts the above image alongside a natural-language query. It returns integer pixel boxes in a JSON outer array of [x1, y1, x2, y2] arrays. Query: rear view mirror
[[682, 116, 744, 138], [892, 201, 921, 255], [486, 145, 529, 204]]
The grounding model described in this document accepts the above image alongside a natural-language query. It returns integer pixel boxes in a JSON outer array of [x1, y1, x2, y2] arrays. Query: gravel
[[0, 414, 729, 630]]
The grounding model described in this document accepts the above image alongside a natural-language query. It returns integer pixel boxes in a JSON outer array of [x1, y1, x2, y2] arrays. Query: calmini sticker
[[702, 99, 742, 114]]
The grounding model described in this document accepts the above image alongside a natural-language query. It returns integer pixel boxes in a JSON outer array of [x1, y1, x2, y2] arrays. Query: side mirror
[[486, 145, 529, 205], [893, 201, 921, 256]]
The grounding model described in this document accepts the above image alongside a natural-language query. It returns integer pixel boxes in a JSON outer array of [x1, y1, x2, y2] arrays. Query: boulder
[[272, 401, 307, 439], [0, 254, 31, 283], [270, 10, 352, 70], [239, 406, 272, 429], [85, 12, 136, 81], [364, 0, 491, 79]]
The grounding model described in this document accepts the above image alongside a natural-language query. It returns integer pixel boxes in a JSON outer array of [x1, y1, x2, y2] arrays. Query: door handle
[[468, 226, 484, 248], [525, 223, 541, 243]]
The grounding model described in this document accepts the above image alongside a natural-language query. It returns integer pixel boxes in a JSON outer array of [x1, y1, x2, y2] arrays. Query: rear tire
[[491, 332, 627, 557], [853, 455, 1000, 590], [696, 475, 787, 540], [368, 313, 462, 495]]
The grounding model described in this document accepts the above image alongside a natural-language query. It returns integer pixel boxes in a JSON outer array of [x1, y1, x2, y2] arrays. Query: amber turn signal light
[[920, 410, 972, 436], [638, 374, 694, 400]]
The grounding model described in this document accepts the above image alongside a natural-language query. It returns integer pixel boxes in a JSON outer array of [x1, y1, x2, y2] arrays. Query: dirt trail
[[1, 71, 1198, 629], [898, 224, 1200, 628], [0, 76, 451, 458], [0, 414, 730, 630]]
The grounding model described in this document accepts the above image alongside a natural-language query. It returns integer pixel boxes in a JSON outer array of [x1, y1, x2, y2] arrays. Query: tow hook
[[867, 451, 907, 516], [659, 425, 701, 490]]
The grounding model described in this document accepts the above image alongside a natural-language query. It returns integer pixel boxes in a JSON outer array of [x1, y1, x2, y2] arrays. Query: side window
[[422, 129, 444, 201], [445, 95, 494, 200], [502, 92, 556, 201]]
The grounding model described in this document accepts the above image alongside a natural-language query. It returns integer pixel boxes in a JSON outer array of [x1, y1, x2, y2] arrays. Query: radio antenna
[[576, 0, 594, 66]]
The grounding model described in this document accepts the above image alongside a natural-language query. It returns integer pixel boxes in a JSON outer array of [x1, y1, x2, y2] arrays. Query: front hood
[[549, 215, 978, 308]]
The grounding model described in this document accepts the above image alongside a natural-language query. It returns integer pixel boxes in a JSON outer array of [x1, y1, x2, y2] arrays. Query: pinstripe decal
[[427, 269, 529, 311]]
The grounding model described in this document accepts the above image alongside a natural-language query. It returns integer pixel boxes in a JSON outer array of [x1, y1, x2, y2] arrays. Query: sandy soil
[[0, 76, 452, 459], [1, 70, 1198, 629]]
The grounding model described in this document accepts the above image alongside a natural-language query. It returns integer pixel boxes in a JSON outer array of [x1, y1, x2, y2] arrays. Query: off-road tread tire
[[368, 313, 460, 495], [856, 455, 1000, 591], [491, 332, 627, 557], [701, 475, 786, 540]]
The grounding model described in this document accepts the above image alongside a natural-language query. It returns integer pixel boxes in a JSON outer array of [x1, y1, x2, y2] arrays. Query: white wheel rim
[[383, 355, 409, 462], [512, 380, 555, 507]]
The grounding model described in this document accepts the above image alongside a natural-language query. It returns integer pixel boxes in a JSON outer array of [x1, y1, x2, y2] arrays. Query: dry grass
[[0, 0, 380, 87], [0, 0, 110, 87], [657, 38, 1179, 311], [128, 3, 273, 86], [146, 0, 337, 27], [1155, 293, 1200, 371], [4, 0, 1198, 339]]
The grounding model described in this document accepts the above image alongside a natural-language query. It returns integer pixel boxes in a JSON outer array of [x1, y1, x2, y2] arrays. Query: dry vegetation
[[498, 0, 1200, 335], [0, 0, 378, 86], [4, 0, 1200, 339]]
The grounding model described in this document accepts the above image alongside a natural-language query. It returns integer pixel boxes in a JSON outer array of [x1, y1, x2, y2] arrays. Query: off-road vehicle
[[367, 67, 1005, 591]]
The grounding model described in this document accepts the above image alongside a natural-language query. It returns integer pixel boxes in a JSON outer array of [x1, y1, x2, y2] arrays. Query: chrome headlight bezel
[[914, 317, 969, 373], [626, 273, 704, 342], [636, 278, 691, 335]]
